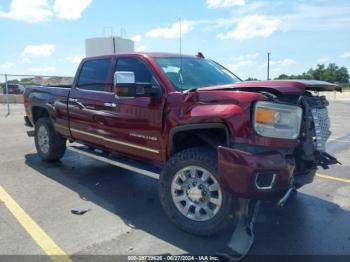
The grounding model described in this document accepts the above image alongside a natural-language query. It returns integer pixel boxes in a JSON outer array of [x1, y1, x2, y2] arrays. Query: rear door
[[68, 57, 115, 147]]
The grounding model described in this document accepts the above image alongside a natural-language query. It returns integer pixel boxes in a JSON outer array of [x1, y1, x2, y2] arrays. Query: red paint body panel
[[200, 80, 341, 93], [23, 52, 339, 200], [218, 146, 294, 200]]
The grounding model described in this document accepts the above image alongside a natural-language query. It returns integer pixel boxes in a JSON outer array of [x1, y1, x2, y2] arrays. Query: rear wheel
[[34, 117, 66, 162], [159, 147, 236, 236]]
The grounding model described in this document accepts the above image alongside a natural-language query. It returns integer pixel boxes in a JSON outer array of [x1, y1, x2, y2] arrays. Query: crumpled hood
[[199, 80, 342, 94]]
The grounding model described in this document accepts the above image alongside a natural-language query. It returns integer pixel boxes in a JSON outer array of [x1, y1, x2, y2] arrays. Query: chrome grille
[[310, 102, 331, 152]]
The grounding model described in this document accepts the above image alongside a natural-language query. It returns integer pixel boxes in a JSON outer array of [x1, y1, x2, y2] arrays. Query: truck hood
[[199, 80, 342, 94]]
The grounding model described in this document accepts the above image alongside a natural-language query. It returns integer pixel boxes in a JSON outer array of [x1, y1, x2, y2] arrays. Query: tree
[[245, 77, 259, 81], [275, 63, 349, 84]]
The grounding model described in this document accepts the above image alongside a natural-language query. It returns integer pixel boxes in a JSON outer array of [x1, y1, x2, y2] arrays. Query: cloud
[[217, 15, 281, 40], [0, 0, 53, 23], [0, 0, 91, 23], [280, 3, 350, 31], [135, 45, 147, 52], [146, 20, 194, 39], [233, 52, 259, 61], [225, 60, 257, 72], [263, 58, 296, 67], [21, 44, 55, 63], [317, 57, 331, 63], [28, 66, 56, 75], [53, 0, 92, 20], [271, 67, 281, 73], [65, 55, 84, 63], [131, 35, 142, 42], [0, 62, 15, 69], [207, 0, 245, 8], [276, 58, 296, 66], [341, 52, 350, 58]]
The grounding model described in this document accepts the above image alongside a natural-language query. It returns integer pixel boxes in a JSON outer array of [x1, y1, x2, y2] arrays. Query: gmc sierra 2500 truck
[[24, 52, 340, 236]]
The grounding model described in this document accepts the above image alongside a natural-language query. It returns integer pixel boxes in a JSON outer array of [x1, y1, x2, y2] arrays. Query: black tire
[[159, 147, 236, 236], [34, 117, 66, 162]]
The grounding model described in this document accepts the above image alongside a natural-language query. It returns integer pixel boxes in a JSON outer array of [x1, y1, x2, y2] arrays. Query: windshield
[[155, 57, 240, 91]]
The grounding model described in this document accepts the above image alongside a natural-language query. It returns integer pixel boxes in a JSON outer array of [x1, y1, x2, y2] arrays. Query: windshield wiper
[[182, 88, 198, 93]]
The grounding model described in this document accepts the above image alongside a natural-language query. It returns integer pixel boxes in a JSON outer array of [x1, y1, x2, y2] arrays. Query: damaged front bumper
[[217, 145, 339, 202], [218, 146, 298, 201]]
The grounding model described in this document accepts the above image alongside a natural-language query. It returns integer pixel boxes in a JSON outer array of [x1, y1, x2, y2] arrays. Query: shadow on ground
[[25, 151, 350, 255]]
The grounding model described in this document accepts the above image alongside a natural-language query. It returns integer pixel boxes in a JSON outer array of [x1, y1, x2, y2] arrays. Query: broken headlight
[[253, 101, 303, 139]]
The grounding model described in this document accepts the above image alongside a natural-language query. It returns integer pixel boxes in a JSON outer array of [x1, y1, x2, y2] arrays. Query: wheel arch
[[31, 105, 50, 124], [169, 123, 231, 156]]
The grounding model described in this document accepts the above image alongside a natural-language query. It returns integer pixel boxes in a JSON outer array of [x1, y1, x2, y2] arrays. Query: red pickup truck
[[24, 52, 340, 236]]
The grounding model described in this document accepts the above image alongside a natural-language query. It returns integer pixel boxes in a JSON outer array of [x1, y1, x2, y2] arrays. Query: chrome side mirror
[[113, 71, 161, 98], [114, 71, 135, 86]]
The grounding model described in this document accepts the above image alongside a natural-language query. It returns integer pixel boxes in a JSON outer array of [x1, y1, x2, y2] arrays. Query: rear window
[[77, 58, 112, 91]]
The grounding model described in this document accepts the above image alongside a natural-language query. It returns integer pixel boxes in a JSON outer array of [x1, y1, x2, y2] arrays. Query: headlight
[[253, 101, 302, 139]]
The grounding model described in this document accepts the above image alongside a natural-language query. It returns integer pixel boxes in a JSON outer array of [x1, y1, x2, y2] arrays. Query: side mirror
[[114, 71, 161, 98]]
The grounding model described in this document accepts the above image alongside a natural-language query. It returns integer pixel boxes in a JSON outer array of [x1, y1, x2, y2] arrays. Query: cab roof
[[84, 52, 197, 60]]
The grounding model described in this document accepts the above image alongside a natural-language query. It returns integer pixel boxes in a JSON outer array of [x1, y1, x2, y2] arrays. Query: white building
[[85, 37, 134, 57]]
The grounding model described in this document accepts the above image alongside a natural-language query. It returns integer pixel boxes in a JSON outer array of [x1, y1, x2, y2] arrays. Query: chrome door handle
[[69, 98, 85, 109], [104, 102, 117, 108]]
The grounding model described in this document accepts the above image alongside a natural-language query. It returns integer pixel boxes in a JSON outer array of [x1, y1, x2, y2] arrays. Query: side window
[[115, 57, 153, 83], [77, 58, 112, 91]]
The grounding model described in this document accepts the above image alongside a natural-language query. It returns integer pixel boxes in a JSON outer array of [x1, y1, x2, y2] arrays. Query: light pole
[[267, 52, 270, 80]]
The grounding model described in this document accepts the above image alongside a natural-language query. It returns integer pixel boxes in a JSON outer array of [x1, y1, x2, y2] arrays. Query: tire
[[34, 117, 66, 162], [159, 147, 236, 236]]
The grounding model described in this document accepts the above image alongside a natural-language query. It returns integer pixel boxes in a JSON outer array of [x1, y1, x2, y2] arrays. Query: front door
[[101, 56, 165, 162]]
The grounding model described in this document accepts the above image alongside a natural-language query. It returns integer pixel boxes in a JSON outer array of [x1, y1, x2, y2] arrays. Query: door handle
[[104, 102, 117, 108], [69, 98, 85, 109]]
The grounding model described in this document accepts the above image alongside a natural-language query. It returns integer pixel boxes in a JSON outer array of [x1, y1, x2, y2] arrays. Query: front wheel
[[159, 147, 236, 236], [34, 117, 66, 162]]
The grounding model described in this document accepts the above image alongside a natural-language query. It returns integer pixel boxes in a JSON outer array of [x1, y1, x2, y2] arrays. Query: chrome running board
[[68, 145, 160, 180]]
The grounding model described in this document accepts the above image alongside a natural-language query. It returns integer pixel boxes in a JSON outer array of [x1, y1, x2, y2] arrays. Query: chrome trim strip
[[68, 146, 160, 180], [54, 123, 70, 130], [70, 128, 160, 154]]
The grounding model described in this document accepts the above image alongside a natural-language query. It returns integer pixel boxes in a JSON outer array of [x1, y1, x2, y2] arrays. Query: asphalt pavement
[[0, 102, 349, 260]]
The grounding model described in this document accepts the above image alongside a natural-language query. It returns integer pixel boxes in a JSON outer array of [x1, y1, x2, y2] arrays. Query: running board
[[68, 145, 160, 180]]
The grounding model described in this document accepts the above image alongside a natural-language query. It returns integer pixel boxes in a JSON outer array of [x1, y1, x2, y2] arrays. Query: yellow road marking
[[316, 173, 350, 184], [0, 185, 72, 262]]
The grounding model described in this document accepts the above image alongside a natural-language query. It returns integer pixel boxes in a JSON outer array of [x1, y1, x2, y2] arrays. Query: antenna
[[179, 18, 183, 89], [267, 52, 271, 80], [179, 18, 182, 57], [103, 26, 113, 37]]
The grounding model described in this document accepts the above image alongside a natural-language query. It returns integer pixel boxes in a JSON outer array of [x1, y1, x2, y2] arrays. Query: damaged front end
[[215, 81, 341, 261], [293, 94, 341, 188], [218, 88, 341, 202]]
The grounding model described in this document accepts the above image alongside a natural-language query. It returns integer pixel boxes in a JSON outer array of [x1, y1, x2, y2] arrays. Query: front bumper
[[218, 146, 297, 200]]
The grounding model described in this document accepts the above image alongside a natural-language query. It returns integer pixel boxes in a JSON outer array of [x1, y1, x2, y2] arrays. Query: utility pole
[[267, 52, 270, 80]]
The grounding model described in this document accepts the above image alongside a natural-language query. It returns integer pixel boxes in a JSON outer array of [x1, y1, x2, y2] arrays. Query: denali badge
[[129, 132, 158, 141]]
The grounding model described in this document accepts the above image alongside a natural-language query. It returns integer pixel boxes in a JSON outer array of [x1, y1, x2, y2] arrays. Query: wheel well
[[32, 106, 49, 124], [171, 127, 229, 155]]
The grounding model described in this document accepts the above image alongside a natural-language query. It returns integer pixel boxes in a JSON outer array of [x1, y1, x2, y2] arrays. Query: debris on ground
[[71, 209, 91, 215]]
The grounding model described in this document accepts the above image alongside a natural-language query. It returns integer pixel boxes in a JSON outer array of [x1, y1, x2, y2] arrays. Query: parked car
[[23, 52, 340, 236], [3, 84, 25, 94]]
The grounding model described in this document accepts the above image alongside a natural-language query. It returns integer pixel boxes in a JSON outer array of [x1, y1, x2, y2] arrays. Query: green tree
[[276, 63, 349, 84], [245, 77, 259, 81]]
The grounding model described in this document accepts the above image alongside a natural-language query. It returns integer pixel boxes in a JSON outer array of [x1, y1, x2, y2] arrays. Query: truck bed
[[23, 85, 71, 134]]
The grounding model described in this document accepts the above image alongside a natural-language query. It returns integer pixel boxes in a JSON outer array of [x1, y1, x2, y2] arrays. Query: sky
[[0, 0, 350, 80]]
